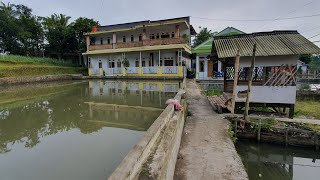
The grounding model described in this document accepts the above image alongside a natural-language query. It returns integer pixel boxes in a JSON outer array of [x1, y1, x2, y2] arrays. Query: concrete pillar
[[142, 29, 147, 40], [196, 55, 199, 79], [139, 51, 142, 67], [112, 32, 117, 49], [86, 36, 90, 52], [159, 50, 161, 66], [175, 25, 180, 38]]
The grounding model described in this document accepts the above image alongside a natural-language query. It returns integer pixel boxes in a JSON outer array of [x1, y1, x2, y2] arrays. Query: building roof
[[213, 30, 320, 58], [192, 38, 213, 54], [192, 27, 245, 54], [215, 27, 245, 36], [86, 16, 196, 35]]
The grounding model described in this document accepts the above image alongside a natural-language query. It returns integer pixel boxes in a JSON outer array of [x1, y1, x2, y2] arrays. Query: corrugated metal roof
[[213, 31, 320, 58]]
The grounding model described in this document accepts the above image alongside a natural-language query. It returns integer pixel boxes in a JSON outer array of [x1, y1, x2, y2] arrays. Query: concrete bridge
[[108, 79, 248, 180]]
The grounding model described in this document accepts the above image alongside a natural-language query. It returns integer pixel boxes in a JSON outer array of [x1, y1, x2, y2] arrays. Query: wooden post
[[231, 50, 240, 118], [257, 119, 261, 142], [244, 44, 257, 121], [285, 128, 288, 146]]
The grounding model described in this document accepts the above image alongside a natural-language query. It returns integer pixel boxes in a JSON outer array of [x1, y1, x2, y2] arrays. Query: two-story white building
[[83, 17, 196, 78]]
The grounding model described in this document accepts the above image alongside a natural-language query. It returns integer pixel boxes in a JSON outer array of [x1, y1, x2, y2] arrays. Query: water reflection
[[236, 141, 320, 180], [0, 80, 178, 180]]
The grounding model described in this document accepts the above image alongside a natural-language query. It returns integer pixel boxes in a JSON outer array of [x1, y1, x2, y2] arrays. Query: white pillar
[[196, 55, 199, 79], [159, 50, 161, 66], [139, 51, 142, 67], [218, 60, 222, 72]]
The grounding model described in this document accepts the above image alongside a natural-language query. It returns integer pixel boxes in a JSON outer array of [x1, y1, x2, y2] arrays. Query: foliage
[[70, 17, 99, 53], [192, 27, 213, 47], [0, 2, 99, 63], [0, 2, 44, 55], [122, 58, 130, 67], [308, 57, 320, 71], [228, 124, 237, 143], [299, 54, 314, 64], [206, 89, 223, 96], [300, 83, 311, 91], [0, 54, 75, 66]]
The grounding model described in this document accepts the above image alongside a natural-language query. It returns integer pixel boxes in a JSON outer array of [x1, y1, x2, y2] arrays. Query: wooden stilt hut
[[210, 31, 320, 118]]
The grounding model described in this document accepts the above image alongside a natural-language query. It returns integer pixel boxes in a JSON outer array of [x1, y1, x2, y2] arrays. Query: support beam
[[231, 50, 240, 118], [86, 36, 90, 52], [196, 55, 199, 79], [139, 51, 142, 67], [159, 50, 161, 67], [112, 32, 117, 49]]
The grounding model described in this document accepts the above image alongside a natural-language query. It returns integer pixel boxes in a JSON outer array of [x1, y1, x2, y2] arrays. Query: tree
[[299, 54, 313, 64], [71, 17, 99, 52], [42, 14, 77, 59], [309, 56, 320, 71], [192, 27, 213, 47]]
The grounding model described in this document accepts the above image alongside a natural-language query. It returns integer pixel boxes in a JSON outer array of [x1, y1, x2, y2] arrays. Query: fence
[[162, 66, 178, 74], [142, 67, 158, 74]]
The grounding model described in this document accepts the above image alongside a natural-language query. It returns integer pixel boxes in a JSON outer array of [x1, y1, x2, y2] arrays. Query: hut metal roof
[[213, 31, 320, 58]]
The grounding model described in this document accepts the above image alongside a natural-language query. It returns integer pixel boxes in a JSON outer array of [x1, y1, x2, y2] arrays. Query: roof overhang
[[83, 44, 192, 55]]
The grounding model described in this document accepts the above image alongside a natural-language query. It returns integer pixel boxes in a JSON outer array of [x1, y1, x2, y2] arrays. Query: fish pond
[[236, 141, 320, 180], [0, 80, 179, 180]]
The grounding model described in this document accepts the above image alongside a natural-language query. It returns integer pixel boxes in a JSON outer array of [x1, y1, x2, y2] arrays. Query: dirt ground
[[174, 79, 248, 180]]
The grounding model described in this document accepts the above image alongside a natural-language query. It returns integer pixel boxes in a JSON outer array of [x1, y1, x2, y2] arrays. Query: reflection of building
[[88, 81, 179, 108], [86, 102, 162, 131], [83, 17, 196, 78]]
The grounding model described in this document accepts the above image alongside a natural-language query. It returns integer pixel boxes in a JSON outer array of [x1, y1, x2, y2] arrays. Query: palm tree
[[0, 2, 17, 17]]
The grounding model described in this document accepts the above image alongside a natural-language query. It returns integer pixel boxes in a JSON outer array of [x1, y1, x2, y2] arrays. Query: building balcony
[[87, 38, 187, 52], [89, 44, 113, 51]]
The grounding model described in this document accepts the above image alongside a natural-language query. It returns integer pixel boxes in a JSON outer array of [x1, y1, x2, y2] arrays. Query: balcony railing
[[88, 38, 185, 51], [89, 44, 112, 51], [162, 66, 178, 74], [126, 67, 139, 74], [142, 67, 158, 74]]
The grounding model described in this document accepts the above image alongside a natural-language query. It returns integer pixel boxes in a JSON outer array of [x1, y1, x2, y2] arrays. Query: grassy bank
[[0, 55, 86, 77], [295, 100, 320, 119]]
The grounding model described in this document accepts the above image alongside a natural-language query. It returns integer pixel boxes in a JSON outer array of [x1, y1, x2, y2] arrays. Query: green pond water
[[0, 80, 179, 180], [236, 141, 320, 180]]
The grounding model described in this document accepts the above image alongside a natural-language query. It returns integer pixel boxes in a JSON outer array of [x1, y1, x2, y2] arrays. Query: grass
[[0, 55, 87, 77], [295, 100, 320, 119], [0, 55, 75, 67], [206, 89, 223, 96]]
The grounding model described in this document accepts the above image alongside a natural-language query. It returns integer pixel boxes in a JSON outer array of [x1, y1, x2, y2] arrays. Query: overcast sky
[[4, 0, 320, 46]]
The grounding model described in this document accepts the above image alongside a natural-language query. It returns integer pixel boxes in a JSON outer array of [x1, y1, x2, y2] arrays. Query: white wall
[[235, 86, 296, 104], [238, 55, 298, 67]]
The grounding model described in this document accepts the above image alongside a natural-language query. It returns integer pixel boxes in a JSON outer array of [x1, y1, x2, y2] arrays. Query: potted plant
[[122, 58, 130, 75]]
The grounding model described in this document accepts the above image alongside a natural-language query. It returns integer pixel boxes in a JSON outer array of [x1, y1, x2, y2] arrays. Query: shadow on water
[[236, 140, 320, 180], [0, 80, 179, 180]]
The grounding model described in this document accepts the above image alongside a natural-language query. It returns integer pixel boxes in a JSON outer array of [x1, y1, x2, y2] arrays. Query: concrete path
[[174, 79, 248, 180]]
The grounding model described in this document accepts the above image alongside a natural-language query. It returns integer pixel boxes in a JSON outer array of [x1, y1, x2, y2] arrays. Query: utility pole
[[244, 44, 257, 121]]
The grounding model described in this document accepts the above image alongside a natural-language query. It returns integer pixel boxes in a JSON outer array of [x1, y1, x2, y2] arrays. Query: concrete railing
[[126, 67, 139, 74], [162, 66, 178, 74], [108, 78, 186, 180], [142, 67, 158, 74]]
